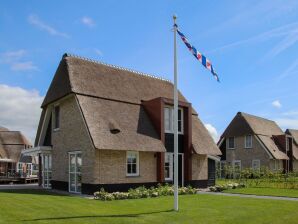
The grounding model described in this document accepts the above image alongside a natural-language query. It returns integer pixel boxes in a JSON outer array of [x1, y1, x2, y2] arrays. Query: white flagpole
[[173, 14, 179, 212]]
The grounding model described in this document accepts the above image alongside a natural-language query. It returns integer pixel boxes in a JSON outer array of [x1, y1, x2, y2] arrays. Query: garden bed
[[94, 184, 197, 201]]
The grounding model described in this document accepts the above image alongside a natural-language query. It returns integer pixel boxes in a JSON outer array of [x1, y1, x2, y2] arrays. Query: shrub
[[94, 184, 198, 201], [209, 182, 245, 192]]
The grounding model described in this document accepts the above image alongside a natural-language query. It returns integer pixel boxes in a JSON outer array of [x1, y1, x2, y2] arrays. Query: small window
[[227, 137, 235, 149], [53, 105, 60, 130], [252, 160, 260, 171], [126, 151, 139, 176], [233, 160, 241, 171], [164, 153, 173, 181], [245, 135, 252, 148], [286, 137, 289, 152], [164, 107, 172, 133]]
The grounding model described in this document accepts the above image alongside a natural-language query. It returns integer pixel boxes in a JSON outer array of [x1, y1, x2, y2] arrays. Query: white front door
[[69, 152, 82, 193]]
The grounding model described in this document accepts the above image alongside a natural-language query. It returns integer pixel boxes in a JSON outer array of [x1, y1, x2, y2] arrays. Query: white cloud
[[0, 50, 38, 72], [0, 84, 43, 143], [277, 58, 298, 81], [208, 21, 298, 54], [81, 16, 96, 28], [276, 118, 298, 130], [11, 61, 38, 71], [204, 123, 219, 142], [94, 48, 103, 56], [272, 100, 282, 108], [28, 14, 69, 38]]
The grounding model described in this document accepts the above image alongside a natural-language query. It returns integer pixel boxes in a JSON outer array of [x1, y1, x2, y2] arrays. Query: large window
[[245, 135, 252, 148], [126, 151, 139, 176], [164, 107, 183, 134], [53, 105, 60, 130], [227, 137, 235, 149], [69, 152, 82, 193]]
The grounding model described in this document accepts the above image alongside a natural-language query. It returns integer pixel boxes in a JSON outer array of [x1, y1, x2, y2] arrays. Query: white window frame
[[227, 137, 235, 149], [126, 151, 139, 177], [164, 152, 173, 181], [233, 160, 241, 170], [42, 154, 52, 189], [252, 159, 260, 171], [53, 104, 60, 131], [68, 151, 82, 193], [164, 106, 184, 134], [245, 135, 253, 149]]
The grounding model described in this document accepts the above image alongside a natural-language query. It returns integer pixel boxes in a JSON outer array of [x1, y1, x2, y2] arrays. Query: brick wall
[[225, 135, 271, 169], [192, 154, 207, 180], [94, 150, 157, 184], [51, 95, 95, 184]]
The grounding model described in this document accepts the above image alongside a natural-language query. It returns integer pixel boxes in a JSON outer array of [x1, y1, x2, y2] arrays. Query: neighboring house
[[24, 53, 221, 194], [218, 112, 293, 173], [0, 126, 35, 179], [285, 129, 298, 171]]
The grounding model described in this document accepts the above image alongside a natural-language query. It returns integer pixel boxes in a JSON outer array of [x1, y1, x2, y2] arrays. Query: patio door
[[164, 152, 184, 186], [42, 154, 52, 188], [69, 152, 82, 193]]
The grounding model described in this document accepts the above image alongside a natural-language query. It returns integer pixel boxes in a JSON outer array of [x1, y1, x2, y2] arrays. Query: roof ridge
[[63, 53, 172, 83], [239, 111, 276, 123]]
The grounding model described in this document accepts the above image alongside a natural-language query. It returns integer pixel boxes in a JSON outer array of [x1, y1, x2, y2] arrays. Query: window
[[227, 137, 235, 149], [53, 105, 60, 130], [252, 160, 260, 171], [245, 135, 252, 148], [69, 152, 82, 193], [286, 137, 289, 152], [126, 151, 139, 176], [164, 107, 183, 134], [42, 154, 52, 189], [164, 153, 173, 181], [164, 107, 172, 133]]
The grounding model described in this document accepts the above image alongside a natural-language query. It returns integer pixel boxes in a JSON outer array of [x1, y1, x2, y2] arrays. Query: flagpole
[[173, 14, 179, 212]]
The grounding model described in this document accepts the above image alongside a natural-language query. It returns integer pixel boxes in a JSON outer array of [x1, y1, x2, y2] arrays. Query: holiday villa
[[22, 53, 221, 194], [0, 126, 36, 183], [218, 112, 297, 173]]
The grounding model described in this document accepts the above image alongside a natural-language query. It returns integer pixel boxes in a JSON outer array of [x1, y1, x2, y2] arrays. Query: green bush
[[94, 184, 198, 201], [209, 182, 245, 192]]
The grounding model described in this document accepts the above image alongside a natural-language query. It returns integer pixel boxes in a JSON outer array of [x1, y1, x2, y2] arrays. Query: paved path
[[197, 191, 298, 201], [0, 183, 40, 190]]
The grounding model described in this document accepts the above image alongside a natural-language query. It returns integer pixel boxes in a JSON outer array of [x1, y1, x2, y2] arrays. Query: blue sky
[[1, 0, 298, 142]]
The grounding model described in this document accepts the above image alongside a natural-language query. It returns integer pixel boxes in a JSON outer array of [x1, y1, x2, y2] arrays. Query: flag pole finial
[[173, 14, 177, 23]]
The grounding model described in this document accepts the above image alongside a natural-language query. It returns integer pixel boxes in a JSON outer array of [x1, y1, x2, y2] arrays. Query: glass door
[[42, 154, 52, 188], [69, 152, 82, 193]]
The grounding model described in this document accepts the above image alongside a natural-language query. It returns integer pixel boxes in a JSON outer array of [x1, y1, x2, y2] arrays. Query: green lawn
[[0, 190, 298, 224], [223, 187, 298, 198]]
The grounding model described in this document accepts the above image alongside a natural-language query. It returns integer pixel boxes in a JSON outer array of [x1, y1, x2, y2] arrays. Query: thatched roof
[[42, 54, 188, 107], [0, 126, 9, 132], [286, 129, 298, 159], [192, 115, 221, 155], [40, 54, 220, 155], [77, 95, 166, 152], [0, 127, 32, 162], [221, 112, 287, 160]]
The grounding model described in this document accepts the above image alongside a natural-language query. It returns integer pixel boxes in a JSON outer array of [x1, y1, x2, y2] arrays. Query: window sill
[[227, 148, 235, 150], [126, 174, 140, 178], [53, 128, 60, 132]]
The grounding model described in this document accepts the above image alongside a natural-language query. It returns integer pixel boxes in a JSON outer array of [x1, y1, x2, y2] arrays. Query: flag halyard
[[174, 24, 220, 82]]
